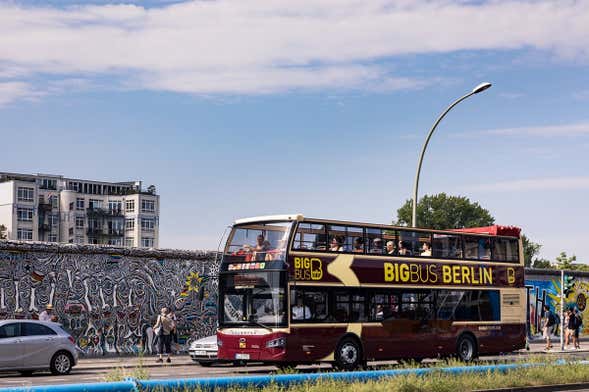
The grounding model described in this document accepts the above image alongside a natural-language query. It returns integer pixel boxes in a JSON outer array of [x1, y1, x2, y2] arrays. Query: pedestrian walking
[[153, 307, 175, 363], [542, 305, 555, 350]]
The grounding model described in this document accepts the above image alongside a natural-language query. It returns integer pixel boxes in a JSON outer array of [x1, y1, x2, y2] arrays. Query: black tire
[[456, 334, 477, 362], [198, 361, 213, 367], [334, 337, 362, 371], [50, 351, 73, 375], [18, 370, 34, 376]]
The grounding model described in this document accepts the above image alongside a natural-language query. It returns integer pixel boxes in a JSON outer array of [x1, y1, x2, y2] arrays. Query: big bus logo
[[294, 257, 323, 281]]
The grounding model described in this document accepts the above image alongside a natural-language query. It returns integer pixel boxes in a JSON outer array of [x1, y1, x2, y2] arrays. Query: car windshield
[[224, 222, 293, 262], [219, 271, 286, 328]]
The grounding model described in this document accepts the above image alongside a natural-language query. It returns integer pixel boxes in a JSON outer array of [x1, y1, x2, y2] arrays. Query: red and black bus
[[217, 214, 525, 369]]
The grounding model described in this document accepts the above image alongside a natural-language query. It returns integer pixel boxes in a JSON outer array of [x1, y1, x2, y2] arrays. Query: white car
[[188, 335, 218, 366], [0, 320, 79, 375]]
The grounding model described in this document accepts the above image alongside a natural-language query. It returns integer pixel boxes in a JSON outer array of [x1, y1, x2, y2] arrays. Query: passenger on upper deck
[[329, 237, 344, 252], [386, 241, 396, 255], [253, 234, 271, 261], [352, 237, 364, 253], [420, 242, 432, 256], [370, 238, 383, 254], [398, 241, 412, 256]]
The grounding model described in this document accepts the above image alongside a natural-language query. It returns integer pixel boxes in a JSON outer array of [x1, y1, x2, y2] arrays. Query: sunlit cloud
[[1, 0, 589, 104], [452, 122, 589, 137]]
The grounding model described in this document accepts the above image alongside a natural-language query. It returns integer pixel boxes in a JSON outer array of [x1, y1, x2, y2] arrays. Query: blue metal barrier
[[0, 381, 136, 392], [2, 361, 587, 392], [136, 363, 536, 391]]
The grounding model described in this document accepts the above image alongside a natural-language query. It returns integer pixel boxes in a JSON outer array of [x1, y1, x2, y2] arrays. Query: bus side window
[[293, 223, 326, 251]]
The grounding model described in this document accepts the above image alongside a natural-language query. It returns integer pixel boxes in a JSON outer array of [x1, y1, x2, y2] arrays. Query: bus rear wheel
[[456, 335, 477, 362], [334, 337, 362, 371]]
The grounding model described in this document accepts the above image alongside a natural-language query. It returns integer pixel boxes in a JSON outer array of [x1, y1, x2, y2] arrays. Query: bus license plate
[[193, 351, 207, 356], [235, 353, 250, 360]]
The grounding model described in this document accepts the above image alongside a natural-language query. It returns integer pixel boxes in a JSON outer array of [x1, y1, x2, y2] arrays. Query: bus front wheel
[[334, 337, 362, 371], [456, 334, 477, 362]]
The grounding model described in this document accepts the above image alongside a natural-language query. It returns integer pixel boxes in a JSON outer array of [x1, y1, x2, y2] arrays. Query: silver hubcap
[[460, 340, 473, 360], [55, 354, 70, 373], [340, 343, 358, 365]]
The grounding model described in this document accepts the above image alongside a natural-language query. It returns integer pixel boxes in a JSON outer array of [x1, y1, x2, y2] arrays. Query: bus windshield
[[225, 222, 293, 262], [219, 271, 287, 327]]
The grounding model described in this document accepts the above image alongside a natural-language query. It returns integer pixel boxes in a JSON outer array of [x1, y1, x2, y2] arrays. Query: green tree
[[555, 251, 576, 270], [394, 193, 495, 229], [0, 224, 6, 240], [522, 235, 552, 269]]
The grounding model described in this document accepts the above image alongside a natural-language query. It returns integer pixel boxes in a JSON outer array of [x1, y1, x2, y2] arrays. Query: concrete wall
[[0, 240, 219, 356], [525, 268, 589, 338]]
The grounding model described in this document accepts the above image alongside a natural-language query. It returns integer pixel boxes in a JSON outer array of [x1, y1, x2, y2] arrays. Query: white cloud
[[1, 0, 589, 101], [453, 121, 589, 137], [463, 176, 589, 192], [0, 81, 43, 106]]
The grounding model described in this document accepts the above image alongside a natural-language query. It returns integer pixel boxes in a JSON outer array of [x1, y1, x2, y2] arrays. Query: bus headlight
[[266, 337, 286, 348]]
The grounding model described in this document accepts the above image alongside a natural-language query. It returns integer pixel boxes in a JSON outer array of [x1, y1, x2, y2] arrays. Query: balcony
[[38, 202, 52, 212], [87, 227, 104, 236], [107, 229, 124, 237], [87, 207, 123, 218]]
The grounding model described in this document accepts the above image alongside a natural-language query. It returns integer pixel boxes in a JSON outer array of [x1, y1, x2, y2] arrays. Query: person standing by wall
[[38, 304, 54, 322], [153, 307, 175, 363], [542, 305, 555, 350]]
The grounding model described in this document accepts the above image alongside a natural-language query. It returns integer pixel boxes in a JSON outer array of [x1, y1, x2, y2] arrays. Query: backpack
[[547, 311, 556, 327]]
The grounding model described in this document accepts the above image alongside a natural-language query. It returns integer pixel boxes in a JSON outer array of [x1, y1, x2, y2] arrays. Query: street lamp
[[411, 82, 492, 227]]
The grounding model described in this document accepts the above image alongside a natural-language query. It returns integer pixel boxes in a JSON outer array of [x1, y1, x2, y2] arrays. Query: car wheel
[[456, 334, 477, 362], [50, 351, 73, 375], [334, 337, 362, 371], [18, 370, 34, 376]]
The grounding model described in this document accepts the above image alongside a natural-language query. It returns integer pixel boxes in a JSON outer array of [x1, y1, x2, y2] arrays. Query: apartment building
[[0, 172, 159, 248]]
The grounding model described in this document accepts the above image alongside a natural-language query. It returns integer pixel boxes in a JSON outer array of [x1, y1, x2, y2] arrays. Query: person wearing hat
[[39, 304, 54, 322]]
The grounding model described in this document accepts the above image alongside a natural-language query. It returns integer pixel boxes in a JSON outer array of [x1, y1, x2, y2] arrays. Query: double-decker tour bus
[[217, 214, 525, 369]]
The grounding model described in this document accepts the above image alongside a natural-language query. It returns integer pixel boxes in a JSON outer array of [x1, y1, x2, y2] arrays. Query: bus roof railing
[[234, 214, 304, 225]]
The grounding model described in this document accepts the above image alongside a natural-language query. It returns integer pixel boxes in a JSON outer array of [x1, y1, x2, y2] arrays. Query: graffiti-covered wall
[[0, 240, 219, 355], [525, 268, 589, 338]]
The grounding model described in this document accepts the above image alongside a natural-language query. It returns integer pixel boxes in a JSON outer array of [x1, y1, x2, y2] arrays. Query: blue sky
[[1, 0, 588, 263]]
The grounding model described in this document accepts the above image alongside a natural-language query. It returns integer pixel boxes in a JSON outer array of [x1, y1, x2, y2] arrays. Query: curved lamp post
[[411, 82, 492, 227]]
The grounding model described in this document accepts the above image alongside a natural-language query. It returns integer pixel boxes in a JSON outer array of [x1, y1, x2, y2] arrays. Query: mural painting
[[0, 241, 219, 356], [525, 270, 588, 339]]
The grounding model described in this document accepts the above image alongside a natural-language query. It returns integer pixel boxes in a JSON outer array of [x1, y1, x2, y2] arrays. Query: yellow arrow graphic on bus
[[327, 254, 360, 286]]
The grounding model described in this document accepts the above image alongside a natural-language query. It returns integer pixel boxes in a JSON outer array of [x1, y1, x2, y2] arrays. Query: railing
[[87, 207, 124, 217]]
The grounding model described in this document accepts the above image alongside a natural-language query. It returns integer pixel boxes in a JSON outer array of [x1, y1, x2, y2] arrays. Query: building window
[[49, 195, 58, 208], [75, 216, 85, 229], [17, 229, 33, 241], [125, 200, 135, 213], [89, 199, 103, 210], [108, 200, 122, 213], [48, 234, 58, 242], [76, 198, 85, 210], [17, 187, 34, 202], [141, 199, 155, 213], [125, 218, 135, 230], [108, 238, 123, 246], [48, 214, 59, 226], [141, 237, 154, 248], [75, 236, 84, 244], [17, 207, 33, 222], [40, 178, 57, 190], [141, 218, 155, 231], [125, 237, 135, 247]]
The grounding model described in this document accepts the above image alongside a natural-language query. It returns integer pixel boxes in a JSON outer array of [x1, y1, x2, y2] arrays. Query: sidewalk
[[75, 341, 589, 371]]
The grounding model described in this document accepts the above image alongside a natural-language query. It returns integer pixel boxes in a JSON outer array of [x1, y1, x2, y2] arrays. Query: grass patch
[[103, 355, 150, 382], [140, 357, 589, 392]]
